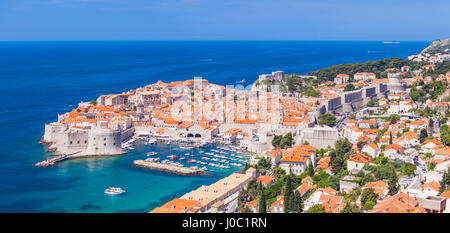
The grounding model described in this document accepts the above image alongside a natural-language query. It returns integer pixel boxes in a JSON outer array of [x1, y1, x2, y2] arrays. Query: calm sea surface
[[0, 40, 428, 212]]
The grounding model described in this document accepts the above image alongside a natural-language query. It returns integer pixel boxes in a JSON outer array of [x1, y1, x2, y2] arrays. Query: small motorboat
[[104, 187, 125, 195], [147, 152, 158, 156]]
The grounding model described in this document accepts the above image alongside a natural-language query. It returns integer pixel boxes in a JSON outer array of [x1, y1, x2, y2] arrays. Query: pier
[[133, 160, 205, 176], [35, 155, 70, 167]]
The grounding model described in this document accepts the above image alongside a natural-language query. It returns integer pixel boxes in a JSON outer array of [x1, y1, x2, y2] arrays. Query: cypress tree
[[258, 184, 266, 213], [307, 162, 315, 177], [388, 171, 399, 196], [389, 132, 393, 145], [284, 175, 293, 213], [419, 129, 428, 143], [293, 190, 302, 213]]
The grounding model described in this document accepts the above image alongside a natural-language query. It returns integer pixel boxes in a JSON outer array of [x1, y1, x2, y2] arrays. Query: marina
[[131, 137, 250, 174]]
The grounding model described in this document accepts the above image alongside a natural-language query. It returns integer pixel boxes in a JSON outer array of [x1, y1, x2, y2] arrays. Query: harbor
[[132, 137, 250, 174]]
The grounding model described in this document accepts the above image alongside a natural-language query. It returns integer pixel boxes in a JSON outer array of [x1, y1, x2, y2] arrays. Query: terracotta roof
[[150, 198, 201, 213], [368, 193, 423, 213], [421, 181, 441, 192], [386, 143, 403, 152], [348, 153, 372, 164], [257, 175, 275, 186]]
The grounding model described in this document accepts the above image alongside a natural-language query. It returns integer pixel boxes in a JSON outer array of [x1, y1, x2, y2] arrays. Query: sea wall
[[133, 160, 204, 176]]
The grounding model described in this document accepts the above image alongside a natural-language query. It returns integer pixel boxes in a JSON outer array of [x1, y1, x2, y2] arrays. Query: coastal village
[[39, 40, 450, 214]]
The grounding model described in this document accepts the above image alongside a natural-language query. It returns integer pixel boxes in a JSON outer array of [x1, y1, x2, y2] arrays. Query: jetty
[[35, 155, 70, 167], [133, 160, 205, 176]]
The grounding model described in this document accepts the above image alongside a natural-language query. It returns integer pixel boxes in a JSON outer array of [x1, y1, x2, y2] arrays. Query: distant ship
[[235, 79, 246, 84], [383, 41, 400, 44]]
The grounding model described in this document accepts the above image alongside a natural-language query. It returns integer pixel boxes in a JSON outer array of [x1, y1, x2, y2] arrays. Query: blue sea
[[0, 40, 428, 212]]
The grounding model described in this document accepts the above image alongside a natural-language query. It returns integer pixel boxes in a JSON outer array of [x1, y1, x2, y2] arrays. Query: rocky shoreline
[[133, 160, 205, 176]]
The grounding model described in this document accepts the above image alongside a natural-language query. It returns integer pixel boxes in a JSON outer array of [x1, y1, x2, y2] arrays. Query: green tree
[[258, 184, 267, 213], [341, 203, 362, 213], [307, 162, 315, 177], [360, 188, 379, 205], [273, 167, 286, 179], [330, 139, 352, 174], [256, 157, 271, 170], [439, 168, 450, 194], [366, 100, 376, 107], [280, 133, 294, 149], [292, 190, 302, 213], [357, 141, 369, 150], [440, 125, 450, 146], [89, 99, 97, 105], [419, 128, 428, 143], [388, 172, 399, 196], [318, 113, 337, 126], [388, 114, 400, 124], [344, 84, 356, 92], [272, 135, 283, 148], [428, 162, 436, 171], [306, 89, 321, 97], [363, 201, 375, 211], [401, 163, 416, 176], [305, 204, 326, 213], [284, 175, 293, 213]]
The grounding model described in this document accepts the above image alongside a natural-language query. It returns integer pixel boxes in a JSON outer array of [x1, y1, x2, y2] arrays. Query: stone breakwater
[[133, 160, 205, 176]]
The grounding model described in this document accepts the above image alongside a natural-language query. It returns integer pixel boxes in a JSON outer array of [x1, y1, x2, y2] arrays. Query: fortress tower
[[84, 128, 124, 156], [387, 73, 406, 94]]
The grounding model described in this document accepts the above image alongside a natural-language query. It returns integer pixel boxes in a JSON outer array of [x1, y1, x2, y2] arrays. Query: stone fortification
[[41, 123, 124, 157]]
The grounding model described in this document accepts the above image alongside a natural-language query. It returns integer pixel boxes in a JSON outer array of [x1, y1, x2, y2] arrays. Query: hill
[[421, 39, 450, 54]]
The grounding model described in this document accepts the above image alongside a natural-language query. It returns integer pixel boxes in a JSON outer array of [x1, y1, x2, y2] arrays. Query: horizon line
[[0, 39, 433, 43]]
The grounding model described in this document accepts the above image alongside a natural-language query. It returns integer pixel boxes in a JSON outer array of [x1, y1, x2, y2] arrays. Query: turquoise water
[[0, 41, 428, 212]]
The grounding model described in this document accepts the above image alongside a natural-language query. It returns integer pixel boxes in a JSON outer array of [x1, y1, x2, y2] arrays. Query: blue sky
[[0, 0, 449, 41]]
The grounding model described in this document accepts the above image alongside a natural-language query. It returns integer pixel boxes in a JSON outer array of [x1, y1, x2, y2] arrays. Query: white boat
[[179, 143, 194, 149], [147, 152, 158, 156], [105, 187, 125, 195]]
